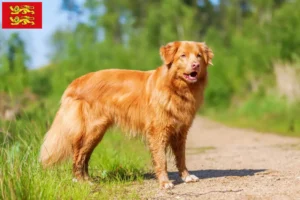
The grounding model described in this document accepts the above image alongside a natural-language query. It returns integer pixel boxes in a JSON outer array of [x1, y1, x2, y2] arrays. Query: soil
[[137, 117, 300, 200]]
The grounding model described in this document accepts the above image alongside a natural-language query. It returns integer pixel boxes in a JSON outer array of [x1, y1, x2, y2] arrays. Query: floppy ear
[[199, 43, 214, 66], [160, 41, 180, 66]]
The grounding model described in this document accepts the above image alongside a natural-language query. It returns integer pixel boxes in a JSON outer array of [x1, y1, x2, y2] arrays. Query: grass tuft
[[0, 102, 151, 199]]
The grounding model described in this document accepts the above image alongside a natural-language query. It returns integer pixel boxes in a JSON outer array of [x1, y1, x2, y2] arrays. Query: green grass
[[0, 102, 152, 200], [203, 95, 300, 137]]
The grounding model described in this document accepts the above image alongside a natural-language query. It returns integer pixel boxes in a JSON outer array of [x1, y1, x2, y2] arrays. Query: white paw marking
[[163, 182, 174, 189], [183, 174, 199, 183]]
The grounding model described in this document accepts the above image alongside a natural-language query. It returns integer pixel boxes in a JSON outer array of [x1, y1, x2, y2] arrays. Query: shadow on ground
[[89, 168, 266, 184], [144, 169, 266, 183]]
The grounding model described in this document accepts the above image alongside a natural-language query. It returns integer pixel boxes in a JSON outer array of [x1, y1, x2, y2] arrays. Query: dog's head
[[160, 41, 214, 83]]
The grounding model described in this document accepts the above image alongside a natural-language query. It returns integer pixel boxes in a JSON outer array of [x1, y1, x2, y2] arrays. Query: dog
[[39, 41, 214, 189]]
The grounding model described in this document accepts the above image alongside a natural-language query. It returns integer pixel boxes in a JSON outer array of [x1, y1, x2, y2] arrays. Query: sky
[[0, 0, 219, 69]]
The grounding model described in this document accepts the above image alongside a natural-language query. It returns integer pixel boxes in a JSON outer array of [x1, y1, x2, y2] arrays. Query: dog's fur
[[39, 41, 214, 189]]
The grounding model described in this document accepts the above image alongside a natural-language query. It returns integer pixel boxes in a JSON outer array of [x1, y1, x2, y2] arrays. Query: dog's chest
[[151, 87, 201, 132], [165, 96, 197, 130]]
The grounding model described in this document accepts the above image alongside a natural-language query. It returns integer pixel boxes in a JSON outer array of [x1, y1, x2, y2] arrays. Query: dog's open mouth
[[184, 72, 198, 82]]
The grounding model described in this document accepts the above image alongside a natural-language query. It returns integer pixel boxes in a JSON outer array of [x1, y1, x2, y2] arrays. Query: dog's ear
[[199, 42, 214, 66], [160, 41, 180, 66]]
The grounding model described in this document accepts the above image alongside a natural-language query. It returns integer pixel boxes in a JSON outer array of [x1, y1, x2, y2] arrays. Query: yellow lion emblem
[[10, 16, 35, 26], [10, 5, 35, 15]]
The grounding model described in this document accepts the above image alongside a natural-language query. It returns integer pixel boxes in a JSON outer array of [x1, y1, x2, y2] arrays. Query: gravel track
[[137, 117, 300, 200]]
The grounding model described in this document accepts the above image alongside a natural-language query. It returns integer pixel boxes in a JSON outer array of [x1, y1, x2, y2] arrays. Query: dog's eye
[[180, 54, 186, 58], [197, 54, 202, 58]]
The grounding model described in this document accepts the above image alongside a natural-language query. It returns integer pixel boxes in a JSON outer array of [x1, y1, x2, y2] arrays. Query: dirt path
[[138, 117, 300, 200]]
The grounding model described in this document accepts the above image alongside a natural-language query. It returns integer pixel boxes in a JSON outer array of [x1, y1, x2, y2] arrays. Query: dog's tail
[[39, 97, 83, 168]]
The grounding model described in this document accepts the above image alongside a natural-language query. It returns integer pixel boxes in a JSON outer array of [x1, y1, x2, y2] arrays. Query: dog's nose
[[192, 63, 200, 69]]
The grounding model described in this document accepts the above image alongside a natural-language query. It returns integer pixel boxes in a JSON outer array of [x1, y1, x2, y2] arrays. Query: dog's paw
[[182, 174, 199, 183], [160, 181, 174, 189]]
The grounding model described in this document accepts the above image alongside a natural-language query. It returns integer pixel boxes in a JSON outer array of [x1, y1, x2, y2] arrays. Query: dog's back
[[64, 69, 155, 133]]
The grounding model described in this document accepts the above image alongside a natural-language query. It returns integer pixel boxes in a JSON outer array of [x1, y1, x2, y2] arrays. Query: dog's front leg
[[148, 133, 173, 189], [170, 133, 199, 183]]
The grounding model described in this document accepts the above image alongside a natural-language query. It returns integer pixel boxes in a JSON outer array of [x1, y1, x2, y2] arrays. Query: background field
[[1, 0, 300, 199]]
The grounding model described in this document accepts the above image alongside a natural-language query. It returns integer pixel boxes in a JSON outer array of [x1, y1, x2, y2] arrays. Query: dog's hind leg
[[72, 117, 111, 181], [82, 120, 110, 180]]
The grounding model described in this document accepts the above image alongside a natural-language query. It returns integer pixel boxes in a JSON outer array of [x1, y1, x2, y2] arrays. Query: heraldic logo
[[2, 2, 42, 29]]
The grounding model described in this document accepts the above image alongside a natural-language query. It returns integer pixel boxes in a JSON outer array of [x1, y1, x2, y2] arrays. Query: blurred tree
[[48, 0, 300, 107], [196, 0, 216, 35], [271, 0, 300, 61], [0, 33, 29, 93], [61, 0, 81, 15], [6, 33, 29, 73], [273, 0, 286, 8]]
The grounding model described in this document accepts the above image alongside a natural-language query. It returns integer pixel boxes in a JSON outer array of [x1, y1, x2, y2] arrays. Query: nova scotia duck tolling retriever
[[39, 41, 214, 189]]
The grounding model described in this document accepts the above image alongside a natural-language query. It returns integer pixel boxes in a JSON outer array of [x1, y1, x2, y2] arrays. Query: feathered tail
[[39, 95, 86, 167], [39, 109, 73, 167]]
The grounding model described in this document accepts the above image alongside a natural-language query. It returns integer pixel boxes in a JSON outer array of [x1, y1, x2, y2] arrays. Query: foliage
[[1, 0, 300, 198], [0, 33, 29, 94]]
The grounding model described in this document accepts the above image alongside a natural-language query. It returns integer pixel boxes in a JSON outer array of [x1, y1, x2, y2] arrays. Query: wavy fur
[[39, 41, 214, 188]]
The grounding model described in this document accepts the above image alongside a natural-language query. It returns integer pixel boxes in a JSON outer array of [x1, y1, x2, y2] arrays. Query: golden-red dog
[[39, 41, 214, 189]]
